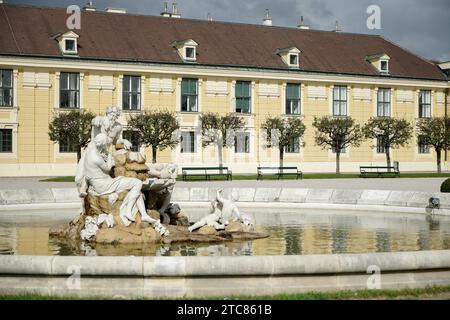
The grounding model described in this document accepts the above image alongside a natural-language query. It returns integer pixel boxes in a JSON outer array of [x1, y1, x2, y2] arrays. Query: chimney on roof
[[83, 1, 96, 11], [334, 20, 342, 32], [105, 7, 127, 14], [297, 16, 310, 29], [262, 9, 272, 26], [171, 2, 181, 18], [160, 2, 171, 17]]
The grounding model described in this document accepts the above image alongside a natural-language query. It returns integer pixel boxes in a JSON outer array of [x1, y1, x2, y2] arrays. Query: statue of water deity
[[75, 106, 169, 238], [51, 107, 268, 248]]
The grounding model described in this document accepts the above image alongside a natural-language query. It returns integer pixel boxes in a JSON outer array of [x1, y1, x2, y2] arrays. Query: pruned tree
[[48, 109, 96, 162], [312, 116, 363, 174], [261, 116, 306, 168], [128, 110, 180, 163], [200, 112, 245, 168], [363, 117, 413, 170], [416, 117, 450, 173]]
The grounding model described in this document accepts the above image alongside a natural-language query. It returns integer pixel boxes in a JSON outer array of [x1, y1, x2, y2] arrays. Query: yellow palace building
[[0, 3, 449, 176]]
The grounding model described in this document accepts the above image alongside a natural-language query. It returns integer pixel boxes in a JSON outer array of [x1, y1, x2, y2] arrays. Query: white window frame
[[0, 124, 18, 160], [180, 131, 196, 153], [418, 90, 432, 118], [122, 75, 142, 111], [288, 53, 299, 67], [184, 46, 196, 61], [284, 136, 300, 154], [417, 135, 431, 154], [380, 59, 389, 73], [234, 131, 251, 154]]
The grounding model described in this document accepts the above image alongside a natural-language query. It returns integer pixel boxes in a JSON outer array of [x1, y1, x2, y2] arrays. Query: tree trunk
[[336, 151, 340, 174], [76, 148, 82, 163], [437, 147, 442, 173], [279, 147, 284, 171], [385, 147, 391, 172], [218, 143, 224, 174], [152, 146, 157, 164]]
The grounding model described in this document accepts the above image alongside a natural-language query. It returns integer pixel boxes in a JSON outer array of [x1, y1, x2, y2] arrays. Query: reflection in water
[[1, 210, 450, 256]]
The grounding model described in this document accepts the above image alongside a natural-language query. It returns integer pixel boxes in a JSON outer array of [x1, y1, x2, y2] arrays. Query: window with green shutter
[[181, 78, 198, 112], [286, 83, 300, 115], [235, 81, 251, 113]]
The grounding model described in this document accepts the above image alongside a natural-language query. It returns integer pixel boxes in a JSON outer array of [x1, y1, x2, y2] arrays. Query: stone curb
[[0, 187, 447, 212], [0, 250, 449, 276]]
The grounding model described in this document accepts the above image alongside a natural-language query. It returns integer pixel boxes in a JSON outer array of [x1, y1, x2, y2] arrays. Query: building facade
[[0, 4, 449, 176]]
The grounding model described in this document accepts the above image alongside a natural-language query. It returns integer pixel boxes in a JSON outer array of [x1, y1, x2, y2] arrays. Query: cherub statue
[[188, 200, 226, 232], [215, 189, 252, 225]]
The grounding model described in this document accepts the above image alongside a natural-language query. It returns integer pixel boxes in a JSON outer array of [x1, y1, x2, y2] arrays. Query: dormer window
[[275, 47, 301, 68], [380, 60, 388, 73], [185, 47, 196, 60], [171, 39, 198, 62], [65, 39, 76, 52], [55, 31, 79, 55], [289, 54, 299, 66], [366, 53, 390, 74]]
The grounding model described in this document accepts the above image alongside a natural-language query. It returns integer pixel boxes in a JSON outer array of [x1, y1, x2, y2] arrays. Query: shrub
[[440, 178, 450, 193]]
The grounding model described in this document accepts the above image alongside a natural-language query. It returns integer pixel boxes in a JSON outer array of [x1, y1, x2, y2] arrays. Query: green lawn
[[40, 172, 450, 183], [1, 285, 449, 300]]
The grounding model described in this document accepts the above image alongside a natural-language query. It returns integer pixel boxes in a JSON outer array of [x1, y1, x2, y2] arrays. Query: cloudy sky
[[8, 0, 450, 62]]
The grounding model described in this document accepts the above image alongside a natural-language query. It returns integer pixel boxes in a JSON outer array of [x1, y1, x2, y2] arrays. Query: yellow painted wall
[[0, 63, 448, 174]]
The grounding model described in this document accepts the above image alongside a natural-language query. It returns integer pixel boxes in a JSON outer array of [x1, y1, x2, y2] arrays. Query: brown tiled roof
[[0, 4, 446, 81]]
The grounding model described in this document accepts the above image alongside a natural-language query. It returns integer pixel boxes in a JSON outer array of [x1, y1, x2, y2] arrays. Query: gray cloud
[[7, 0, 450, 61]]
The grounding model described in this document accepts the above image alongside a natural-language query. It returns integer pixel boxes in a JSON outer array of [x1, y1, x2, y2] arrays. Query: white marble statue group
[[75, 106, 169, 237], [75, 106, 252, 241]]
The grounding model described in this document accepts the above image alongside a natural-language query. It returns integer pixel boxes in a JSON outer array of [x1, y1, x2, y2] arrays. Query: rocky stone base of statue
[[50, 213, 268, 245], [50, 189, 268, 244], [113, 144, 149, 181]]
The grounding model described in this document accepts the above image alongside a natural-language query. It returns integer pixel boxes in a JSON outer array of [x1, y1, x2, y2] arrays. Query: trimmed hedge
[[441, 178, 450, 193]]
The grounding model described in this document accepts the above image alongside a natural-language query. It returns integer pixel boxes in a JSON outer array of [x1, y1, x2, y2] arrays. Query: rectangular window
[[181, 131, 195, 153], [0, 69, 13, 107], [122, 130, 141, 152], [181, 78, 198, 112], [418, 135, 430, 154], [376, 135, 386, 154], [60, 72, 80, 108], [234, 132, 250, 153], [285, 137, 300, 153], [0, 129, 12, 153], [333, 86, 347, 116], [122, 75, 141, 111], [235, 81, 251, 113], [377, 88, 391, 117], [286, 83, 301, 115], [419, 90, 431, 118], [59, 136, 77, 153]]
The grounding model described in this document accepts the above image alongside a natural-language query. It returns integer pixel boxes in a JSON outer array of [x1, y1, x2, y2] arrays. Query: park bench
[[359, 161, 400, 178], [257, 166, 303, 180], [181, 167, 233, 181]]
